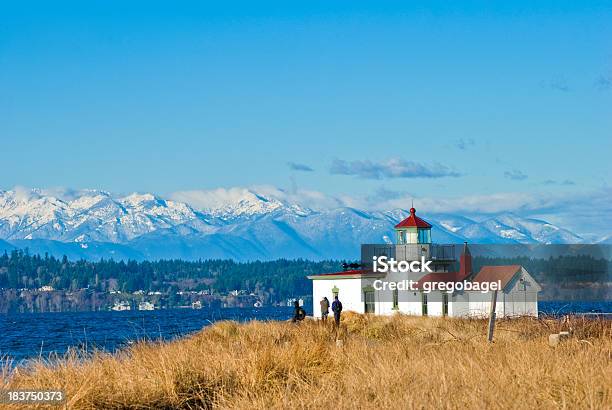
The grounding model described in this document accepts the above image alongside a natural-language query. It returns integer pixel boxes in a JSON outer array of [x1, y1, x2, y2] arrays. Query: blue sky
[[1, 1, 611, 236]]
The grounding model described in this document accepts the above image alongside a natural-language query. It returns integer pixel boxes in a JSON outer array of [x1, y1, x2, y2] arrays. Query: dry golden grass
[[1, 313, 611, 409]]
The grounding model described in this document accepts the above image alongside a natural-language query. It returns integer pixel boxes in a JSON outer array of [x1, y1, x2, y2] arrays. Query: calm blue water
[[538, 300, 611, 316], [0, 307, 296, 366], [0, 301, 609, 365]]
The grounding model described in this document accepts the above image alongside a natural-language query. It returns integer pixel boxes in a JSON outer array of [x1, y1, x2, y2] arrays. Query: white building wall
[[466, 292, 498, 318], [448, 292, 471, 317], [312, 278, 367, 317], [398, 293, 423, 316], [500, 291, 539, 317], [499, 267, 539, 317], [465, 268, 540, 318], [312, 268, 539, 318], [312, 274, 428, 317], [377, 270, 425, 316], [423, 292, 443, 317]]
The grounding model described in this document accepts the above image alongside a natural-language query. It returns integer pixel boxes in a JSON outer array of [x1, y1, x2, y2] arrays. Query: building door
[[421, 293, 428, 316], [442, 293, 449, 317], [364, 289, 375, 313]]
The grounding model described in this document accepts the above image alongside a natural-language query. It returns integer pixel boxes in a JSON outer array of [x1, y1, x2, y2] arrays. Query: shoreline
[[1, 304, 611, 367]]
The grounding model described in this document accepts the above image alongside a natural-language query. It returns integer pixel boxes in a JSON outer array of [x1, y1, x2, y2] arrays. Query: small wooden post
[[487, 290, 498, 342]]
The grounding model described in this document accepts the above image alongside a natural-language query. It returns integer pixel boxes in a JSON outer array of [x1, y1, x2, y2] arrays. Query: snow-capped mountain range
[[0, 188, 589, 261]]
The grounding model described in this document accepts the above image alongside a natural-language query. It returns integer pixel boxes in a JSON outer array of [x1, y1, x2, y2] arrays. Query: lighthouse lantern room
[[395, 207, 432, 245]]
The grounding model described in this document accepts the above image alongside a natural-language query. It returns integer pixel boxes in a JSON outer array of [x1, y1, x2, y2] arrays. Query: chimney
[[459, 242, 472, 279]]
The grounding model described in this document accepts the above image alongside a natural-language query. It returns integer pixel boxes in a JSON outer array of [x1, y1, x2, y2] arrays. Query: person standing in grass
[[320, 297, 330, 322], [292, 300, 306, 323], [331, 296, 342, 327]]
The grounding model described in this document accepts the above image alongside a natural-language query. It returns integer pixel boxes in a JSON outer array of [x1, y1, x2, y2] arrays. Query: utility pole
[[487, 290, 498, 342]]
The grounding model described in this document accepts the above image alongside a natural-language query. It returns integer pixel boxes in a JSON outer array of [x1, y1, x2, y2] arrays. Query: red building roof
[[417, 260, 522, 292], [472, 265, 522, 290], [395, 207, 432, 229]]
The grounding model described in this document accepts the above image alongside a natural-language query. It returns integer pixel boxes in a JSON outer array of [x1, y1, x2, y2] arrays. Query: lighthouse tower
[[394, 207, 432, 245]]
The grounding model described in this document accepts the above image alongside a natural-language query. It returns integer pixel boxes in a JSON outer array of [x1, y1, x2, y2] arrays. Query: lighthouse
[[394, 207, 432, 245], [307, 206, 540, 318]]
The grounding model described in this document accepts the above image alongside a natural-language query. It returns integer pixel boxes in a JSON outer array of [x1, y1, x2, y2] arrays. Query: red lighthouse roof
[[395, 207, 432, 229]]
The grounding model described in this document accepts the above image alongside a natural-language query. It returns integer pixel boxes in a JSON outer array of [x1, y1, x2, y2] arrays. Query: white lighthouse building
[[308, 207, 540, 318]]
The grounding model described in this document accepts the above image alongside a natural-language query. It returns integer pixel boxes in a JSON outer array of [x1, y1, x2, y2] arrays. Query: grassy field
[[1, 313, 610, 409]]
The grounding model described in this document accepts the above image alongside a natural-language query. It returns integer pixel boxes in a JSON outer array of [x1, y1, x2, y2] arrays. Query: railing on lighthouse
[[360, 243, 456, 267], [360, 207, 455, 268]]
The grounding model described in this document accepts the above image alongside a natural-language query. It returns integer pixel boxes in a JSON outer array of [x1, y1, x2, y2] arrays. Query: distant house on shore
[[138, 301, 155, 311], [111, 301, 131, 311], [308, 207, 541, 318]]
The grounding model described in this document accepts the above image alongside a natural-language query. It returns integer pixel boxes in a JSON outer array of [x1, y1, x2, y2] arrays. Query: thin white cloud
[[377, 192, 541, 214], [155, 184, 612, 238], [170, 186, 347, 212], [287, 162, 314, 172], [504, 169, 528, 181], [11, 186, 37, 202], [330, 158, 461, 179], [543, 179, 575, 186], [7, 186, 110, 202], [170, 185, 609, 221], [454, 138, 475, 150], [376, 188, 612, 237], [170, 187, 259, 211]]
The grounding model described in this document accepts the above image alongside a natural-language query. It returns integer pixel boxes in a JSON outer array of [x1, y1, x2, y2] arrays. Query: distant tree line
[[471, 255, 610, 300], [472, 255, 611, 284], [0, 249, 609, 303], [0, 249, 343, 302]]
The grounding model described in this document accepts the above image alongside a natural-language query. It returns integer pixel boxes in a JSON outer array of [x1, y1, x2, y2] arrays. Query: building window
[[442, 293, 448, 317], [418, 229, 431, 244], [392, 288, 399, 310], [421, 293, 428, 316], [364, 289, 375, 313]]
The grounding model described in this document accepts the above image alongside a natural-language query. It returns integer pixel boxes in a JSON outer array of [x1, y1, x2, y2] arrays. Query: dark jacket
[[332, 299, 342, 315], [293, 304, 306, 321]]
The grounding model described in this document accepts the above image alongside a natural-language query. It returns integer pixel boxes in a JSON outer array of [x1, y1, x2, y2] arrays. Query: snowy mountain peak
[[122, 192, 158, 204], [197, 189, 294, 219], [0, 187, 590, 260], [0, 188, 200, 243], [480, 212, 583, 244]]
